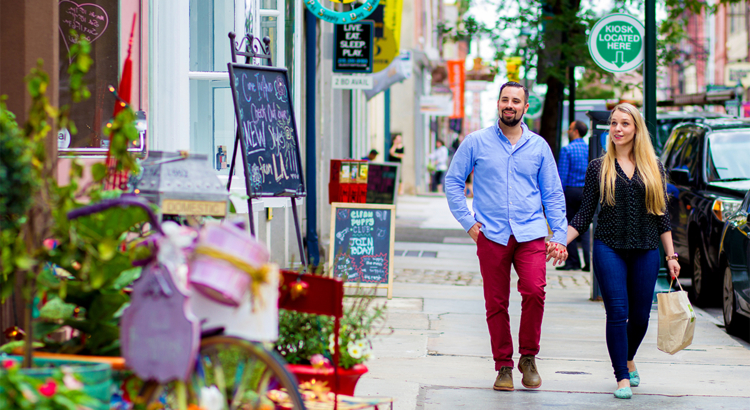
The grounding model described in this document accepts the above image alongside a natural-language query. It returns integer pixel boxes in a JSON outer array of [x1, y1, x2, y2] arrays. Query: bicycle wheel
[[137, 335, 306, 410]]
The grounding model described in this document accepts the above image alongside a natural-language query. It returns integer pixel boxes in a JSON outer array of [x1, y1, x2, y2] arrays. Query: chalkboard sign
[[333, 21, 374, 73], [366, 162, 400, 204], [228, 63, 306, 198], [329, 203, 395, 299]]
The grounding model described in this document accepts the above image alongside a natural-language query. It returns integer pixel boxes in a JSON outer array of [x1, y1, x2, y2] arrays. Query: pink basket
[[189, 222, 270, 306]]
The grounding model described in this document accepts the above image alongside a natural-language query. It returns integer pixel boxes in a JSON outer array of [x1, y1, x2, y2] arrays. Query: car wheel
[[723, 265, 749, 337], [691, 246, 718, 307]]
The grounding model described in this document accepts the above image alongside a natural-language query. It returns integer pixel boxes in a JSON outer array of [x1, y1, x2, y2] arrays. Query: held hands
[[667, 259, 681, 279], [545, 242, 568, 266]]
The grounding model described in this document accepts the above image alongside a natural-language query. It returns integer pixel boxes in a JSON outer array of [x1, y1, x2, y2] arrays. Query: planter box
[[286, 364, 368, 396], [5, 356, 112, 410]]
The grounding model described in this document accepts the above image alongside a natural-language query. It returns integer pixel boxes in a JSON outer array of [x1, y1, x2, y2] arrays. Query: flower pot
[[286, 364, 368, 396], [6, 356, 113, 410]]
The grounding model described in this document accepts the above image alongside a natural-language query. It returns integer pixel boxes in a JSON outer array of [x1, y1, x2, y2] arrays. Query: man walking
[[445, 82, 568, 391], [556, 120, 591, 271]]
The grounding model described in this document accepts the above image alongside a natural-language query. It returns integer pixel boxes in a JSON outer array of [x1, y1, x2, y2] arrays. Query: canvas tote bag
[[657, 280, 696, 354]]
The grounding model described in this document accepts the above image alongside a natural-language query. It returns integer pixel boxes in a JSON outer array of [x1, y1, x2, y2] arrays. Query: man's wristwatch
[[665, 253, 678, 261]]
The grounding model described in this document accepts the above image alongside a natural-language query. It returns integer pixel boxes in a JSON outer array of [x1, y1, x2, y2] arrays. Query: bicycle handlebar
[[67, 196, 164, 235]]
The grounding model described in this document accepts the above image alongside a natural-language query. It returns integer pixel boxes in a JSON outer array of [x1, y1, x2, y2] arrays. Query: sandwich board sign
[[588, 14, 645, 73]]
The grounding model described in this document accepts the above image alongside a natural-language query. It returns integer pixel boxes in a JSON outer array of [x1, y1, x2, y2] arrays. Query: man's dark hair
[[572, 120, 588, 138], [498, 81, 529, 104], [369, 149, 379, 156]]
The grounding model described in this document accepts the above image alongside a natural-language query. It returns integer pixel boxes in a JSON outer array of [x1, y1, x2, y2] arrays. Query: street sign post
[[588, 14, 645, 73], [526, 93, 543, 119]]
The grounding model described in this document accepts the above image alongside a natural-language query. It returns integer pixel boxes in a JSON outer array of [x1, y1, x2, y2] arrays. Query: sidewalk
[[356, 195, 750, 409]]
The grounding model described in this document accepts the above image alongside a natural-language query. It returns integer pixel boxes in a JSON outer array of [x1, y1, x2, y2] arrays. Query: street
[[356, 195, 750, 409]]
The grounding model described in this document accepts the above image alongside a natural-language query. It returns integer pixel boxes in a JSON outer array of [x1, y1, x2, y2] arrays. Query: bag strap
[[669, 278, 684, 292]]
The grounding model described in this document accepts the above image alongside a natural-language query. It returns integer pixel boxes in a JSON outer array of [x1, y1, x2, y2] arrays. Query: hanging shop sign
[[304, 0, 380, 24], [363, 50, 412, 100], [588, 13, 644, 73], [371, 0, 403, 73], [447, 60, 465, 119], [333, 21, 374, 73]]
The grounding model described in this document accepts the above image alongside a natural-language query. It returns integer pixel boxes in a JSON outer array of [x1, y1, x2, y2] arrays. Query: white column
[[151, 0, 190, 151]]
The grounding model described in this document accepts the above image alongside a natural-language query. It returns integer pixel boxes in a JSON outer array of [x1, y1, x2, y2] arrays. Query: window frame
[[187, 0, 287, 175]]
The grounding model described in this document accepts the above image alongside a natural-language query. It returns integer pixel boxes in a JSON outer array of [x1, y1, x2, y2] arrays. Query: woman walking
[[565, 103, 680, 399]]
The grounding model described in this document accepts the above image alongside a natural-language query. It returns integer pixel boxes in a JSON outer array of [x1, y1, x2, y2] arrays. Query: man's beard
[[500, 109, 524, 127]]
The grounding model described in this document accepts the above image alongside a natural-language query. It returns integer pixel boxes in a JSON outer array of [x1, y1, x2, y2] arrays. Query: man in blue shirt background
[[557, 120, 590, 271], [445, 82, 568, 392]]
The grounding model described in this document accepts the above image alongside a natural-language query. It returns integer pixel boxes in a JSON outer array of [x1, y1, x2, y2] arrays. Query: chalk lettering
[[349, 237, 374, 255]]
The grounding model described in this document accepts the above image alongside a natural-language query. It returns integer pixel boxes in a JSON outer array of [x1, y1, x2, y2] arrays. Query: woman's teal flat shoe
[[629, 369, 640, 387], [614, 386, 632, 399]]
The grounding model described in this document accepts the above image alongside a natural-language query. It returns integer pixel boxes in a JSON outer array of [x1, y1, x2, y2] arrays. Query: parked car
[[660, 118, 750, 306], [719, 189, 750, 337], [656, 111, 734, 155]]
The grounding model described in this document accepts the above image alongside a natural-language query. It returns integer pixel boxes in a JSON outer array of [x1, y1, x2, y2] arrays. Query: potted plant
[[274, 284, 389, 396], [0, 36, 144, 410], [0, 358, 101, 410]]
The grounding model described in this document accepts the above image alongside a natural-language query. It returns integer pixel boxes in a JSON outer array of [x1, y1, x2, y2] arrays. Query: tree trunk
[[540, 74, 565, 158]]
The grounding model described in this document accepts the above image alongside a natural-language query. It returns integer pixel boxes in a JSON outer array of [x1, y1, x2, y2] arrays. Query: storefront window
[[58, 0, 146, 154], [189, 0, 286, 173]]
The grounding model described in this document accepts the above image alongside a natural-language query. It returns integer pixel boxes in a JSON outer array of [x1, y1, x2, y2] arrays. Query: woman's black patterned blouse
[[569, 157, 671, 250]]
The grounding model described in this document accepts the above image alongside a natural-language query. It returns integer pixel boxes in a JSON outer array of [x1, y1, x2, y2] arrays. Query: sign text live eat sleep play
[[588, 14, 645, 73], [334, 21, 374, 73]]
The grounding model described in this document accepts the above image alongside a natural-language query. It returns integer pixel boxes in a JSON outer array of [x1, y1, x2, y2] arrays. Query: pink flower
[[310, 354, 331, 369], [2, 359, 16, 369], [38, 380, 57, 397], [43, 239, 59, 250], [63, 372, 84, 390]]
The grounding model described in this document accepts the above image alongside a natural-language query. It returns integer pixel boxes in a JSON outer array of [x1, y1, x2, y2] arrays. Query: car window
[[680, 130, 702, 180], [706, 131, 750, 182], [665, 130, 689, 170]]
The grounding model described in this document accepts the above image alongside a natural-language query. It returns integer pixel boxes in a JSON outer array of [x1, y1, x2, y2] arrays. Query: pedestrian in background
[[557, 120, 591, 271], [362, 149, 379, 161], [445, 81, 568, 392], [389, 133, 405, 195], [565, 103, 680, 399], [429, 139, 448, 193]]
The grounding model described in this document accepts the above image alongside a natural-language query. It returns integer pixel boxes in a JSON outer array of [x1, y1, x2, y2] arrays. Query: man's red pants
[[476, 233, 547, 370]]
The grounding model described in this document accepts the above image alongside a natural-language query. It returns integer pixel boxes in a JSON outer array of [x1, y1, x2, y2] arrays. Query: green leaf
[[97, 238, 118, 261], [111, 267, 141, 290], [38, 297, 76, 320], [87, 292, 128, 323], [32, 321, 63, 338], [91, 162, 107, 182]]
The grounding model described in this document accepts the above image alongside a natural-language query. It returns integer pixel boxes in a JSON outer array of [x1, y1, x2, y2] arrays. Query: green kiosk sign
[[526, 93, 543, 119], [588, 14, 645, 73]]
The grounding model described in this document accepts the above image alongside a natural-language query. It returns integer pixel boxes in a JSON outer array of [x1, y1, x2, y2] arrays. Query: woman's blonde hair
[[600, 103, 666, 215]]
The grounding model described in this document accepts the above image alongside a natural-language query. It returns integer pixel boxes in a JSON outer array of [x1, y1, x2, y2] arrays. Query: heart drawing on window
[[58, 1, 110, 64]]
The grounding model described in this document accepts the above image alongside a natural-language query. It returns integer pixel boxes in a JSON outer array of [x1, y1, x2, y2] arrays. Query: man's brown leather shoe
[[493, 366, 514, 391], [518, 355, 542, 389]]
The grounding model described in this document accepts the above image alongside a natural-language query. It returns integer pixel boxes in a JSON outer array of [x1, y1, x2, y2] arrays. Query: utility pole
[[645, 0, 669, 297]]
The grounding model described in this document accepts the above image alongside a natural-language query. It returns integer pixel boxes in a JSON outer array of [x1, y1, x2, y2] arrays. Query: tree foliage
[[440, 0, 744, 151]]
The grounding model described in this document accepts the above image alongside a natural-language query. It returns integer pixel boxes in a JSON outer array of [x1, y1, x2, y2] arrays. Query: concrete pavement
[[355, 195, 750, 409]]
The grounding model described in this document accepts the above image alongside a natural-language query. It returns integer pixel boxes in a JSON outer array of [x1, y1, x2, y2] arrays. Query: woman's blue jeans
[[593, 240, 659, 381]]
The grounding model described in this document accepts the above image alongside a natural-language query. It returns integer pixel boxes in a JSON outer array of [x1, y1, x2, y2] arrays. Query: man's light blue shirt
[[445, 121, 567, 246]]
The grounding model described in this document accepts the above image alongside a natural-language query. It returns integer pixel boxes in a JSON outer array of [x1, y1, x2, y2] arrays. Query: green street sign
[[588, 14, 645, 73], [527, 93, 543, 119]]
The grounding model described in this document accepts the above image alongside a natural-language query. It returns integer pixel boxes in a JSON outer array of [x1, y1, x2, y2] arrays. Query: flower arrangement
[[274, 286, 389, 370], [0, 359, 97, 409]]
